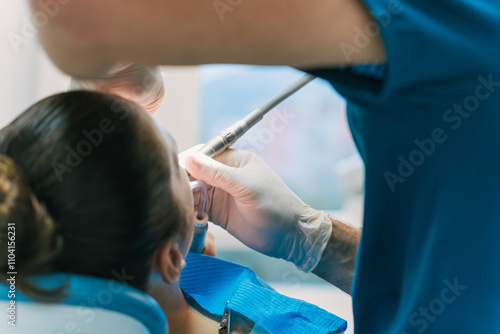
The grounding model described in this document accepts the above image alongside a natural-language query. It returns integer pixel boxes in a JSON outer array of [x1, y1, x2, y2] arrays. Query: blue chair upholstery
[[0, 273, 167, 334]]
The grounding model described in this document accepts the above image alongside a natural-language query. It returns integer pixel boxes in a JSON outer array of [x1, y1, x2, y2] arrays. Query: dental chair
[[0, 273, 167, 334]]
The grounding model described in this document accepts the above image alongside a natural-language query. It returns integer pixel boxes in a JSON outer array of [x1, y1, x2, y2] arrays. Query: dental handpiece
[[189, 73, 316, 254], [198, 73, 316, 158]]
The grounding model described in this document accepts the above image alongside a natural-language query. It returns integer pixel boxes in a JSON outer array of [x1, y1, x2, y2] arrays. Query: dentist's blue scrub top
[[308, 0, 500, 333]]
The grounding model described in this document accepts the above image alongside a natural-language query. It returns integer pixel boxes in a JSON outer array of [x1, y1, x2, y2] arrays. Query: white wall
[[0, 2, 57, 127]]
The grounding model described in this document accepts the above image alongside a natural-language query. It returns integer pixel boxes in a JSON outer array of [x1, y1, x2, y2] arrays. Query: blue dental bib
[[180, 253, 347, 334]]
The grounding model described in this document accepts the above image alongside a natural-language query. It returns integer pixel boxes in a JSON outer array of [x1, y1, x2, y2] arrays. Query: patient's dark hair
[[0, 91, 186, 297]]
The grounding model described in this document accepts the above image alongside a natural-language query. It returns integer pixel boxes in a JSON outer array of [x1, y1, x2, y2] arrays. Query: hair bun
[[0, 154, 61, 291], [0, 154, 29, 211]]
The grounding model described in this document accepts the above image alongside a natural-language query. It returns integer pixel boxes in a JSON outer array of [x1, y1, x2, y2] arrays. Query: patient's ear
[[153, 240, 185, 284]]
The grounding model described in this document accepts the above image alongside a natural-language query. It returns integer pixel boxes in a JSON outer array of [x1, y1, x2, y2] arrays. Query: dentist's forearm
[[312, 217, 361, 295], [28, 0, 385, 78]]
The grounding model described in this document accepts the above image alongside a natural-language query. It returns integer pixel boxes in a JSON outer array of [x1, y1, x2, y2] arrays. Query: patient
[[0, 91, 344, 334]]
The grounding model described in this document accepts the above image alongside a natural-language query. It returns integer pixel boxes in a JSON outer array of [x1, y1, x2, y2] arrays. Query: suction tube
[[189, 180, 209, 253]]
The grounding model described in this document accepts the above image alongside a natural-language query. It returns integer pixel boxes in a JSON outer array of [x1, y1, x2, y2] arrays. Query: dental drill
[[198, 73, 316, 158], [189, 73, 316, 253]]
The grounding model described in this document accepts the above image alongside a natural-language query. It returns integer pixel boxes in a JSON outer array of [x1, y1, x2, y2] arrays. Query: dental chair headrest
[[0, 273, 167, 334]]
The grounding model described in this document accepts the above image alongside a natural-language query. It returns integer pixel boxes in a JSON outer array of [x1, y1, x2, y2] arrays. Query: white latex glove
[[69, 63, 164, 114], [180, 146, 333, 272]]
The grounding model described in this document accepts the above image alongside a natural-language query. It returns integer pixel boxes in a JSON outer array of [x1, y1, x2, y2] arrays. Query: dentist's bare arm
[[28, 0, 385, 78], [312, 217, 361, 295]]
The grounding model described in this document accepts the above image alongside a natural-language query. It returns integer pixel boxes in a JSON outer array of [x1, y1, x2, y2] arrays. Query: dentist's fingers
[[184, 152, 239, 192], [180, 145, 255, 169], [178, 144, 204, 170], [70, 64, 165, 115]]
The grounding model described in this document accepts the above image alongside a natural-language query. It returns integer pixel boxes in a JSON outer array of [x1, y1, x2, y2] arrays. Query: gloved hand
[[69, 63, 164, 114], [180, 147, 333, 272]]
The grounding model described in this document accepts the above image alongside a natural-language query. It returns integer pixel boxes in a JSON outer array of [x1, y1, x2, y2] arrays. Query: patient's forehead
[[151, 116, 178, 154], [129, 102, 178, 152]]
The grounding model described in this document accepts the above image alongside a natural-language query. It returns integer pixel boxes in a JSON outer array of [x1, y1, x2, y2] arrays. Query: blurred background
[[1, 2, 364, 333]]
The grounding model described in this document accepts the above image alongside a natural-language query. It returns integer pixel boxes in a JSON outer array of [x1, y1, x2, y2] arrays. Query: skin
[[312, 218, 361, 295], [28, 0, 386, 78]]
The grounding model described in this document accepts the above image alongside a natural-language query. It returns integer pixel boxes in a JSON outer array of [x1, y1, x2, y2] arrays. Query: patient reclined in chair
[[0, 91, 346, 334]]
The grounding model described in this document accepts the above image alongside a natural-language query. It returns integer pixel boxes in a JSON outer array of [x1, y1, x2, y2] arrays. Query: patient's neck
[[147, 280, 220, 334]]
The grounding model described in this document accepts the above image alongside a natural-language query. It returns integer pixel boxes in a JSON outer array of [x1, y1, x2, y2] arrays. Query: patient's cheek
[[201, 232, 217, 257]]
